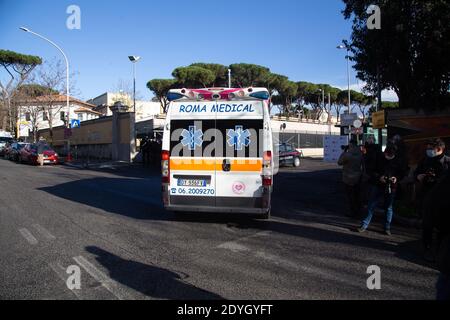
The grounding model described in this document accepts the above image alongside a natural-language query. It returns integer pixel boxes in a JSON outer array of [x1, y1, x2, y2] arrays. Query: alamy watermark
[[367, 4, 381, 30], [66, 5, 81, 30], [366, 265, 381, 290], [66, 265, 81, 290]]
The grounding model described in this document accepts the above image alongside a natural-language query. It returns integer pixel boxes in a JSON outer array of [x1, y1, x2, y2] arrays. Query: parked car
[[2, 142, 14, 160], [19, 143, 59, 165], [0, 136, 14, 157], [277, 143, 302, 167], [7, 142, 26, 162]]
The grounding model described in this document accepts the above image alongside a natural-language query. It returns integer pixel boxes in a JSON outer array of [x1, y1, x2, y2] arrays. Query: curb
[[394, 216, 422, 229], [63, 161, 132, 170], [372, 208, 422, 229]]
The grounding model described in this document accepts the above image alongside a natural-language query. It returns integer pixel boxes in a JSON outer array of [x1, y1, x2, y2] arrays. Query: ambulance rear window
[[170, 119, 263, 158]]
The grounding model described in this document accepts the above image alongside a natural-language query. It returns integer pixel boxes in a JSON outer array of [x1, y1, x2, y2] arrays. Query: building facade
[[87, 92, 161, 121], [17, 95, 100, 139]]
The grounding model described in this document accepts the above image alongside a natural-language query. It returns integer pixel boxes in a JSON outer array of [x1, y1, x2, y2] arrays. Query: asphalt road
[[0, 157, 439, 300]]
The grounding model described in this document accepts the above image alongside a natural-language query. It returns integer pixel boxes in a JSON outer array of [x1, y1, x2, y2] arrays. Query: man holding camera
[[357, 144, 407, 235], [415, 138, 450, 260]]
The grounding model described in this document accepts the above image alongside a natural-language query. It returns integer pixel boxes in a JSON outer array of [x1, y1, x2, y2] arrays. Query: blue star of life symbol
[[181, 125, 203, 150], [227, 125, 251, 151]]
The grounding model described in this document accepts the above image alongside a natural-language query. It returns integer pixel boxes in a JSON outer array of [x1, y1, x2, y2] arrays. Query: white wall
[[135, 101, 161, 121], [88, 92, 161, 120], [18, 103, 92, 134], [271, 119, 340, 134]]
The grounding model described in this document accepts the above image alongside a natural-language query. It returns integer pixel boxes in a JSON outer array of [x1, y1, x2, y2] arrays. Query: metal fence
[[274, 131, 340, 149]]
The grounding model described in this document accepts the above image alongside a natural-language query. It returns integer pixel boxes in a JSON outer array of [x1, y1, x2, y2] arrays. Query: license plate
[[177, 179, 207, 187]]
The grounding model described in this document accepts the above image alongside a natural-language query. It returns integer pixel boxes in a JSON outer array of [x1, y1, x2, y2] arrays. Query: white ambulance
[[161, 87, 273, 219]]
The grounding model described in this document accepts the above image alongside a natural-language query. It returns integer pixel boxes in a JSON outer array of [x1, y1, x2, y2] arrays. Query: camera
[[341, 145, 349, 152]]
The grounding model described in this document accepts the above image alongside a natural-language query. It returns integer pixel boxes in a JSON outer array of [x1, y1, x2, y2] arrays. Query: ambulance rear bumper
[[162, 185, 271, 214], [165, 204, 270, 214]]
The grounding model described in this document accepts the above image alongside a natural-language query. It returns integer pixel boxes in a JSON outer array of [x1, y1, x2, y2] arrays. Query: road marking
[[217, 231, 271, 252], [220, 238, 406, 296], [32, 224, 56, 240], [217, 242, 250, 253], [18, 228, 38, 245], [48, 262, 82, 300], [73, 255, 135, 300]]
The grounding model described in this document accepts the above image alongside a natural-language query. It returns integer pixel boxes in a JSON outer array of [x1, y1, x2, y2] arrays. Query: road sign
[[353, 119, 362, 128], [19, 124, 29, 137], [341, 113, 358, 126], [372, 110, 385, 129], [71, 119, 81, 128]]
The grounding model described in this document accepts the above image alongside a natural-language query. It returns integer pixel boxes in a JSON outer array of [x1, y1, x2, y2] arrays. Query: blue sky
[[0, 0, 396, 101]]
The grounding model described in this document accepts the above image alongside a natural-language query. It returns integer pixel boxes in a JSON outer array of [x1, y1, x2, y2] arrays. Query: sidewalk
[[63, 159, 136, 170], [371, 207, 422, 229]]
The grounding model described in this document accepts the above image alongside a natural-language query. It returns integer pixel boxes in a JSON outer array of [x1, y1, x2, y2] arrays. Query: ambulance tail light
[[262, 151, 273, 186], [263, 176, 272, 187], [161, 150, 170, 183]]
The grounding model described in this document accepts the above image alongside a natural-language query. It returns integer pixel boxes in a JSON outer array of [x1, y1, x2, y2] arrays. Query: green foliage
[[337, 89, 365, 106], [0, 49, 42, 66], [172, 66, 215, 88], [229, 63, 270, 88], [342, 0, 450, 110], [189, 63, 228, 87], [146, 79, 177, 113], [147, 62, 382, 118], [17, 84, 58, 97], [265, 73, 288, 95], [381, 101, 399, 109]]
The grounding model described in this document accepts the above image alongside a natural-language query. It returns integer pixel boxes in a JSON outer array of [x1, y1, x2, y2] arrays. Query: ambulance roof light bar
[[167, 88, 270, 102]]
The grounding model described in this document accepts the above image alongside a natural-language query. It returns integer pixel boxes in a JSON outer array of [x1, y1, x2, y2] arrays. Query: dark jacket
[[363, 143, 383, 184], [370, 155, 407, 192], [423, 172, 450, 274], [414, 153, 450, 189]]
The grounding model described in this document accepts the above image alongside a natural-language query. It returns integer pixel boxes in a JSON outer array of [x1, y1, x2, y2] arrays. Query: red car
[[19, 143, 59, 165]]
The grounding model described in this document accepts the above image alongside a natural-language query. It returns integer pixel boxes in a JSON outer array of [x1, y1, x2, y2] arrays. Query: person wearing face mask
[[357, 144, 407, 235], [414, 138, 450, 261]]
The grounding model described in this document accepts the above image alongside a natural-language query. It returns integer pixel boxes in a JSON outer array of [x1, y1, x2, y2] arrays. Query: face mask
[[426, 149, 437, 158]]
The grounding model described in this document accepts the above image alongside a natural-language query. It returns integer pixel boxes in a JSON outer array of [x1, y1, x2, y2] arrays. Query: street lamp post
[[228, 69, 231, 88], [20, 27, 71, 157], [337, 42, 352, 139], [128, 56, 141, 114]]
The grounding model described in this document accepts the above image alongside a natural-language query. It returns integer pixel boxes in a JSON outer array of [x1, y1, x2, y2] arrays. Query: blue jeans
[[361, 186, 395, 231]]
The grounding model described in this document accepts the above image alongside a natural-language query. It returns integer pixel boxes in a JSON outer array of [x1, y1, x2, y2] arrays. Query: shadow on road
[[38, 177, 166, 220], [39, 165, 434, 271], [273, 168, 345, 215], [63, 163, 161, 179], [85, 246, 223, 300]]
